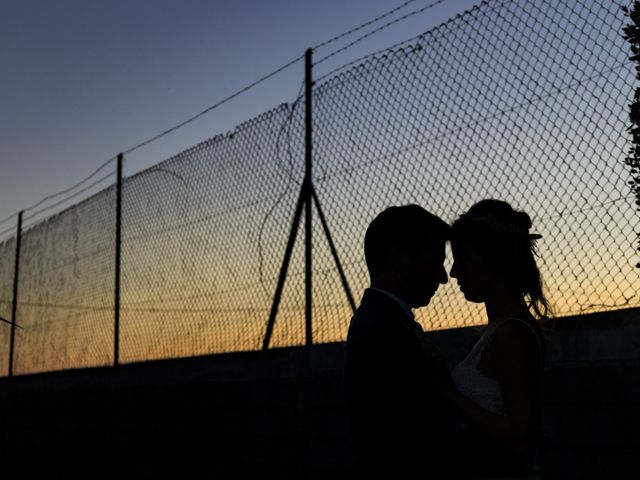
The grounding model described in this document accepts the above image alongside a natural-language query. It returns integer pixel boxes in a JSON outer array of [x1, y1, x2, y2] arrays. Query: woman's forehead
[[450, 238, 477, 258]]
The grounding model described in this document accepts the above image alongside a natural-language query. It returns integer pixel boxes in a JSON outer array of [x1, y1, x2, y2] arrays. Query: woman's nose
[[450, 262, 458, 279]]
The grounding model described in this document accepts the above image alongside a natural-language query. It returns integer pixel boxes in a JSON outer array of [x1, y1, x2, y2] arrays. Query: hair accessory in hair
[[461, 212, 532, 237], [529, 234, 542, 257]]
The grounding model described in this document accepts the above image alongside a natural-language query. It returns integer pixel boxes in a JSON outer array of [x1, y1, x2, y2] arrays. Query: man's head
[[364, 204, 450, 308]]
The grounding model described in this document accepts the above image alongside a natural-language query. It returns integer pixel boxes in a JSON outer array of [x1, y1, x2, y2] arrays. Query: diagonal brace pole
[[310, 185, 356, 313], [262, 181, 308, 350]]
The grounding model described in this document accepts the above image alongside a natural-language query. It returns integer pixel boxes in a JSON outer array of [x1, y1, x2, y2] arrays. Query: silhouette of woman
[[444, 199, 548, 479]]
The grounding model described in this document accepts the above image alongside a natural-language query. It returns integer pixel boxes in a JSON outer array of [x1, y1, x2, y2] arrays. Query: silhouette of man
[[343, 204, 452, 478]]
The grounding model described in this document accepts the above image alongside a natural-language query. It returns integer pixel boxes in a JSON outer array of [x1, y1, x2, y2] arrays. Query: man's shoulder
[[348, 290, 401, 335], [355, 288, 406, 316], [346, 290, 427, 360]]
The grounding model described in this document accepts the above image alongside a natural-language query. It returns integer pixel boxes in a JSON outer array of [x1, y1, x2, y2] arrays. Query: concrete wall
[[537, 308, 640, 479], [0, 308, 638, 479]]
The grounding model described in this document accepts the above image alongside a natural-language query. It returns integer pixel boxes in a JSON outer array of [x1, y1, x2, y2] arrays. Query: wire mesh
[[1, 0, 639, 373], [11, 181, 117, 374], [120, 104, 307, 361], [312, 0, 640, 330]]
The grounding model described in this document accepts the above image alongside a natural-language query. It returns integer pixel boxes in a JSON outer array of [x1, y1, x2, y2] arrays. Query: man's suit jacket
[[343, 288, 451, 477]]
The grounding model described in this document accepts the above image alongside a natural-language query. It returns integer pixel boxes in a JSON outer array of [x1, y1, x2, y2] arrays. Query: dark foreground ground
[[0, 308, 638, 479]]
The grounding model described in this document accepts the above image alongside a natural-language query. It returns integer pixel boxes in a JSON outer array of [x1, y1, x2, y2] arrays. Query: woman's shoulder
[[492, 317, 542, 342]]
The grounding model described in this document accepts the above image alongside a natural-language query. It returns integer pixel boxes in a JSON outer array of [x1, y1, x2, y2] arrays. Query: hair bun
[[461, 199, 535, 237]]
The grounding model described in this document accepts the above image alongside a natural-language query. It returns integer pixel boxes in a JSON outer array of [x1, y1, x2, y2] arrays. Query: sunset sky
[[0, 0, 480, 231], [1, 0, 638, 375]]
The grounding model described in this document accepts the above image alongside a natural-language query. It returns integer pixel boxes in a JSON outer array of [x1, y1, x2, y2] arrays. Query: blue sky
[[0, 0, 480, 232]]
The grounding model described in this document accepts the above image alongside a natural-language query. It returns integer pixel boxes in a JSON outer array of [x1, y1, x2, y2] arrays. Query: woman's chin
[[461, 290, 483, 303]]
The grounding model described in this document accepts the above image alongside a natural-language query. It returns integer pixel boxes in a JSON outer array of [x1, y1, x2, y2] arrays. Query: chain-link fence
[[0, 0, 638, 375]]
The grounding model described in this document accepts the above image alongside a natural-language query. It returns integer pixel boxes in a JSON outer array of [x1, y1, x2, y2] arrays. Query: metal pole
[[8, 211, 23, 377], [114, 153, 123, 367], [263, 182, 307, 350], [304, 48, 313, 346]]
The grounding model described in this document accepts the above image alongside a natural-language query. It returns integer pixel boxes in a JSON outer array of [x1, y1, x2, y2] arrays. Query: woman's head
[[449, 199, 549, 319]]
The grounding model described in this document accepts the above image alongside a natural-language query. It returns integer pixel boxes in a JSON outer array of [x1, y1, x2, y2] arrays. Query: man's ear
[[388, 244, 408, 271]]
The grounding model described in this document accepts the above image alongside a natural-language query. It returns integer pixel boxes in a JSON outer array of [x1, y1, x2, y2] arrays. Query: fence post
[[304, 48, 313, 346], [114, 153, 123, 367], [9, 211, 23, 377], [263, 50, 315, 351]]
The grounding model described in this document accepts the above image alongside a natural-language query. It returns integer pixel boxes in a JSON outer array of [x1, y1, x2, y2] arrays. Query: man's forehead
[[419, 239, 446, 257]]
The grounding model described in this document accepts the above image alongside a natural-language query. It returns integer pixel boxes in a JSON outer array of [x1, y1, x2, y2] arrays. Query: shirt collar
[[369, 287, 414, 321]]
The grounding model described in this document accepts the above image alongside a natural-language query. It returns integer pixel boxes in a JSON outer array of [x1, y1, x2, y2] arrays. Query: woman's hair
[[451, 199, 550, 319]]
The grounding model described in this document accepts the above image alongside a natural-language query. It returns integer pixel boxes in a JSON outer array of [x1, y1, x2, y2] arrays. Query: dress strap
[[464, 324, 498, 367]]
